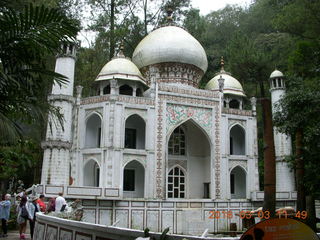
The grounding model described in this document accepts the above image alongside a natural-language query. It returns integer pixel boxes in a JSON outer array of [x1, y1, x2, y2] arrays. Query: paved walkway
[[2, 230, 31, 240]]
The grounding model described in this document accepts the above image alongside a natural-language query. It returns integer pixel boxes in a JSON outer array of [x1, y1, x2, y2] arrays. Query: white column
[[41, 43, 76, 186], [270, 76, 295, 192]]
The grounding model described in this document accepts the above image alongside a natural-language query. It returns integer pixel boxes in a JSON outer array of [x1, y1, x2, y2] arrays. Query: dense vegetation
[[0, 0, 319, 226]]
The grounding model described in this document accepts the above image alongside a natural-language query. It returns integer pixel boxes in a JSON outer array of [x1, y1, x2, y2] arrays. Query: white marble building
[[40, 23, 296, 233]]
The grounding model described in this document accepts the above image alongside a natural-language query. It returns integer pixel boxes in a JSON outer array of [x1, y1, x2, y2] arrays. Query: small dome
[[132, 26, 208, 73], [270, 69, 284, 79], [95, 56, 145, 84], [205, 72, 246, 97]]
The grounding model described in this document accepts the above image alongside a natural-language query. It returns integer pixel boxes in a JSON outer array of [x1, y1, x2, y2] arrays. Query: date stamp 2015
[[208, 210, 308, 220]]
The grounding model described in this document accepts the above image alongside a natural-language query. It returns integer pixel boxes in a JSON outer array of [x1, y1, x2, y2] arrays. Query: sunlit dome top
[[132, 25, 208, 73], [270, 69, 284, 79], [205, 58, 245, 97], [95, 50, 146, 84], [205, 72, 246, 97]]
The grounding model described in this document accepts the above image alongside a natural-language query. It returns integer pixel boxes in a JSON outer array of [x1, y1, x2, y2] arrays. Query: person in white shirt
[[55, 192, 66, 212]]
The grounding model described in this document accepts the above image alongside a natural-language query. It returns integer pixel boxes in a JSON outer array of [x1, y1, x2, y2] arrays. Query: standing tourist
[[16, 196, 29, 239], [0, 194, 11, 238], [28, 196, 39, 239], [55, 192, 66, 212], [46, 197, 55, 213], [37, 194, 46, 213]]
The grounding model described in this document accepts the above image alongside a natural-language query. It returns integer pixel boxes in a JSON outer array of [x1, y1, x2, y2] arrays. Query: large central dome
[[132, 26, 208, 73]]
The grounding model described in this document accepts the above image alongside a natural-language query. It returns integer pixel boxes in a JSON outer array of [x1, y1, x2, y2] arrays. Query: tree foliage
[[0, 4, 79, 143]]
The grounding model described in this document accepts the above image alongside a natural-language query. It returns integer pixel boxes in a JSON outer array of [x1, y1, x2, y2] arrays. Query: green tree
[[0, 4, 79, 142]]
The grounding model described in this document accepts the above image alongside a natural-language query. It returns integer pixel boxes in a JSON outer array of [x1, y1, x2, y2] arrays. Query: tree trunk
[[109, 0, 115, 60], [261, 98, 276, 217], [295, 128, 306, 211], [144, 0, 148, 36], [306, 195, 316, 231]]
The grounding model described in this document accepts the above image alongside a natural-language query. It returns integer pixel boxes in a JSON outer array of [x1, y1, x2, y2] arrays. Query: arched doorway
[[230, 125, 245, 155], [123, 160, 145, 198], [230, 166, 246, 199], [167, 166, 186, 198], [103, 85, 110, 94], [167, 120, 211, 199], [119, 84, 133, 96], [83, 160, 100, 187], [124, 114, 146, 149], [229, 99, 240, 109], [85, 114, 102, 148]]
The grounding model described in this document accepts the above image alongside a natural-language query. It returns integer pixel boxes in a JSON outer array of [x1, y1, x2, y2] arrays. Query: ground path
[[4, 230, 31, 240]]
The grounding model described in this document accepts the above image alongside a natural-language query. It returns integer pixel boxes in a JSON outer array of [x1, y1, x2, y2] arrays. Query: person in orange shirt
[[36, 195, 46, 213]]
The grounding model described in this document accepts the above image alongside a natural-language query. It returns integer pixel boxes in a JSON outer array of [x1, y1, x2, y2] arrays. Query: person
[[55, 192, 66, 212], [36, 194, 46, 213], [27, 196, 39, 239], [16, 196, 29, 239], [46, 197, 55, 213], [0, 194, 11, 238]]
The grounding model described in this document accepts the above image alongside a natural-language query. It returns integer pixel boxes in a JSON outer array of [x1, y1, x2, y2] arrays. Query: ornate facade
[[40, 23, 295, 234]]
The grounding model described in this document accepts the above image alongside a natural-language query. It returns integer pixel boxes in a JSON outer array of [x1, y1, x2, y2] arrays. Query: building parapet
[[41, 140, 72, 150], [251, 191, 297, 201], [81, 95, 154, 106], [34, 186, 299, 237], [48, 94, 75, 104], [222, 108, 253, 116], [35, 214, 229, 240], [159, 83, 220, 99]]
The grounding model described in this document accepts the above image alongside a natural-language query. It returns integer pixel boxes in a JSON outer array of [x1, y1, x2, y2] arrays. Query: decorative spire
[[220, 56, 225, 72], [117, 41, 125, 57], [218, 75, 225, 92], [166, 7, 173, 23]]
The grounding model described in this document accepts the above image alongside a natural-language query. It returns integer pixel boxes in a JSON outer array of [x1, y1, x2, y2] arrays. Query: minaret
[[269, 70, 295, 192], [41, 42, 77, 185]]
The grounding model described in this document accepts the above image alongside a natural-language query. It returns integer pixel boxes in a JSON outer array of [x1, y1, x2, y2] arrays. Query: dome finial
[[220, 56, 225, 72], [166, 7, 173, 23], [117, 40, 125, 58]]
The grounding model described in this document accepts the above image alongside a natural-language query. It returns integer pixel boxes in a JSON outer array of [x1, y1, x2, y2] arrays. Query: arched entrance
[[123, 160, 145, 198], [167, 120, 211, 199], [85, 114, 102, 148], [230, 125, 245, 155], [124, 114, 146, 149], [230, 166, 246, 199], [83, 159, 100, 187]]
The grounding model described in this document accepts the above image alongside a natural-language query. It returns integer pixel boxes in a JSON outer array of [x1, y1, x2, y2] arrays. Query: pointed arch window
[[168, 126, 185, 155], [103, 85, 110, 95], [167, 167, 185, 198]]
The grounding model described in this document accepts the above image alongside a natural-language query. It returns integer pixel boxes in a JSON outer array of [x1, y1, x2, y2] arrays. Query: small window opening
[[103, 85, 110, 94], [119, 85, 133, 96], [123, 169, 135, 191]]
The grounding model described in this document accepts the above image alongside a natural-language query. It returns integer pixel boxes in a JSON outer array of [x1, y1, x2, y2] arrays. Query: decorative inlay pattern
[[125, 108, 147, 120], [229, 160, 247, 172], [85, 109, 103, 118], [123, 154, 146, 167], [48, 94, 75, 104], [142, 62, 203, 87], [155, 93, 219, 200], [81, 95, 154, 106], [41, 140, 72, 150], [159, 83, 219, 99], [162, 93, 217, 107], [214, 106, 221, 199], [166, 104, 212, 134], [222, 108, 252, 116], [168, 160, 187, 170], [228, 119, 246, 129], [156, 98, 164, 199]]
